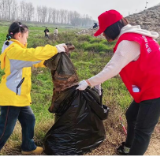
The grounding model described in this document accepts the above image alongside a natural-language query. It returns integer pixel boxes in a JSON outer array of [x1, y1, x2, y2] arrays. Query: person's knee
[[125, 101, 139, 123], [19, 113, 35, 127], [26, 107, 35, 120], [126, 111, 138, 126], [0, 125, 14, 143], [134, 128, 153, 142], [125, 109, 134, 123], [28, 113, 35, 124]]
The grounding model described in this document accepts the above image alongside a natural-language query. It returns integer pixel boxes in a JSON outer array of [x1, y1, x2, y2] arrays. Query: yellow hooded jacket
[[0, 39, 58, 107]]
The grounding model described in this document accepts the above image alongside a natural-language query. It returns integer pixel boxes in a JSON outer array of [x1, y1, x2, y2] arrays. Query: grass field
[[0, 21, 149, 155]]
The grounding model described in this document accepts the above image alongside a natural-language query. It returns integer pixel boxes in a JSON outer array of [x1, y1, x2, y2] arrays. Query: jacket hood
[[119, 24, 159, 39], [1, 41, 13, 69], [0, 39, 27, 69], [1, 41, 13, 53]]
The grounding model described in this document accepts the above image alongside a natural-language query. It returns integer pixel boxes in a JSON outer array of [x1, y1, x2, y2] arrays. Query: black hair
[[5, 22, 28, 45], [103, 19, 127, 41]]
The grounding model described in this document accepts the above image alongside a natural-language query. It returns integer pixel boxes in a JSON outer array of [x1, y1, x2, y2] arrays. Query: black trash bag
[[44, 51, 79, 112], [43, 49, 109, 155], [44, 86, 109, 155], [44, 51, 79, 93]]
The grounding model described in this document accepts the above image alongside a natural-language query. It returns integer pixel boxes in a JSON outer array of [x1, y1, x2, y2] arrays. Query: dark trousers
[[0, 106, 36, 151], [45, 34, 49, 38], [125, 98, 160, 155]]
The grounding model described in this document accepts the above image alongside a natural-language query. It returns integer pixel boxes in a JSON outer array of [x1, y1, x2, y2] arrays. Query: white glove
[[56, 43, 67, 53], [94, 84, 102, 95], [76, 80, 88, 90]]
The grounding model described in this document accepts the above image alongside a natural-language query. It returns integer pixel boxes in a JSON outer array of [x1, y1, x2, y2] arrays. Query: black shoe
[[116, 142, 130, 155]]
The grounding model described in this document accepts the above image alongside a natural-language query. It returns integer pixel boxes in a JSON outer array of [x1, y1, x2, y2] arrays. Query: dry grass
[[0, 103, 127, 155], [0, 105, 159, 155], [0, 118, 55, 155], [87, 103, 126, 155], [0, 27, 159, 156]]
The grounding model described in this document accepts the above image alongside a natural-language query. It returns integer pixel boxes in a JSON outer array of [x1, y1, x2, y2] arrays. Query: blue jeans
[[0, 106, 37, 151]]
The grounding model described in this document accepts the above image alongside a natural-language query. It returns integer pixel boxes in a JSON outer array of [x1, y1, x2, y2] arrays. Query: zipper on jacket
[[16, 77, 25, 95]]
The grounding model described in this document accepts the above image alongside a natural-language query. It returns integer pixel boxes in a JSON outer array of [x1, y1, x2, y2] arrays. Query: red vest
[[114, 33, 160, 103]]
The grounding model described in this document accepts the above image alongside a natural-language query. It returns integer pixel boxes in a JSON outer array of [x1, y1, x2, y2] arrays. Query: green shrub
[[77, 34, 91, 41], [88, 36, 103, 43], [0, 25, 134, 155], [84, 42, 113, 52]]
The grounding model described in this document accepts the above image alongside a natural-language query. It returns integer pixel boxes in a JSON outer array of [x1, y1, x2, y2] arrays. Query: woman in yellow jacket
[[0, 22, 67, 154]]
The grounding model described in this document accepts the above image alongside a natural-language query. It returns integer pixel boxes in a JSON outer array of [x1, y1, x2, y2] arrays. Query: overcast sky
[[17, 0, 160, 20]]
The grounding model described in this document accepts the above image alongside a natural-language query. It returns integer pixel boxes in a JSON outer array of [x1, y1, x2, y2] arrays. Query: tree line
[[0, 0, 95, 26]]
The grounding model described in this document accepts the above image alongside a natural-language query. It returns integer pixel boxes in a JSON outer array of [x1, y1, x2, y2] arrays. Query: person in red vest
[[76, 10, 160, 155]]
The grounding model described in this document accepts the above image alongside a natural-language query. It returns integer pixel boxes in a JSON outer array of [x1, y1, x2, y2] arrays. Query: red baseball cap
[[94, 10, 123, 36]]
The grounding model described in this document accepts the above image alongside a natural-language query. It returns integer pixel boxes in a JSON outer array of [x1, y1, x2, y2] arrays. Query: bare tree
[[51, 8, 56, 24], [0, 0, 3, 19], [68, 11, 74, 24], [0, 0, 94, 26], [64, 10, 69, 24], [10, 0, 18, 20], [37, 6, 42, 22], [19, 1, 34, 21], [56, 10, 61, 24], [37, 6, 48, 23], [70, 11, 81, 26], [19, 1, 26, 21], [25, 2, 34, 21], [60, 9, 66, 24], [0, 0, 7, 19], [47, 8, 53, 23]]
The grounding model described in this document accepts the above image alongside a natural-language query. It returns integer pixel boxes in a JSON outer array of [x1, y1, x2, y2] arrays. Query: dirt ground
[[1, 107, 160, 156], [87, 106, 160, 156], [145, 123, 160, 155], [87, 122, 160, 155]]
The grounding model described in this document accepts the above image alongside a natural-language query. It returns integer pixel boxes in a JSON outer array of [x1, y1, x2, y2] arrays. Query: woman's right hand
[[76, 80, 89, 90], [56, 43, 68, 53]]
